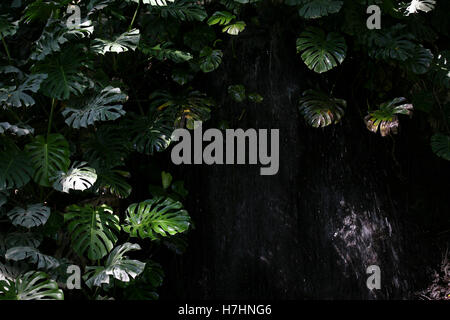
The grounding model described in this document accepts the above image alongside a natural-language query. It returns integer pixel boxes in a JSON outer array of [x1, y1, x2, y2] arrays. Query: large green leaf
[[298, 89, 346, 128], [0, 148, 33, 191], [84, 242, 145, 288], [92, 29, 140, 55], [123, 260, 164, 300], [157, 0, 207, 21], [64, 204, 120, 260], [94, 169, 132, 199], [296, 27, 347, 73], [25, 134, 70, 187], [287, 0, 343, 19], [5, 247, 59, 269], [33, 47, 92, 100], [207, 11, 236, 26], [199, 47, 223, 73], [0, 271, 63, 300], [31, 19, 94, 61], [123, 196, 191, 240], [431, 134, 450, 161], [131, 111, 173, 155], [7, 203, 50, 228], [52, 162, 97, 193], [0, 74, 48, 108], [5, 232, 42, 249], [62, 86, 127, 128], [222, 21, 246, 35], [367, 24, 416, 62], [405, 45, 433, 74]]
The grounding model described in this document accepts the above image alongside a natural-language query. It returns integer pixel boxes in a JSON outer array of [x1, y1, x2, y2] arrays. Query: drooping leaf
[[84, 242, 145, 288], [52, 162, 97, 193], [199, 47, 223, 73], [131, 111, 173, 155], [404, 0, 436, 16], [289, 0, 343, 19], [31, 19, 94, 61], [0, 147, 33, 191], [222, 21, 246, 35], [0, 271, 63, 300], [431, 134, 450, 161], [365, 97, 413, 136], [157, 0, 207, 21], [0, 122, 34, 136], [64, 204, 120, 260], [207, 11, 236, 26], [405, 45, 433, 74], [123, 196, 191, 240], [5, 233, 42, 249], [33, 47, 93, 100], [296, 27, 347, 73], [5, 247, 59, 269], [62, 86, 127, 128], [7, 203, 50, 228], [298, 89, 346, 128], [92, 29, 141, 55], [25, 134, 70, 187], [0, 74, 48, 108], [94, 169, 132, 199]]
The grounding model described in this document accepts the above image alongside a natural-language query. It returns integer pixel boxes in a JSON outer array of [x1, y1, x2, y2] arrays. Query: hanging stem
[[47, 98, 57, 137], [1, 35, 12, 63], [128, 1, 140, 31]]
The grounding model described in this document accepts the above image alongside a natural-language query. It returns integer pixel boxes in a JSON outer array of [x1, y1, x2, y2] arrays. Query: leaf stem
[[47, 98, 57, 137], [128, 1, 140, 31], [1, 35, 12, 63]]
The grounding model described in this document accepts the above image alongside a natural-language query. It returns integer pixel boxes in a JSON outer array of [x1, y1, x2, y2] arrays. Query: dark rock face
[[163, 15, 423, 300]]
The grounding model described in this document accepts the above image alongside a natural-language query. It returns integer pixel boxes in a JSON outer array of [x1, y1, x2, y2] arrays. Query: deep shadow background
[[147, 6, 450, 300]]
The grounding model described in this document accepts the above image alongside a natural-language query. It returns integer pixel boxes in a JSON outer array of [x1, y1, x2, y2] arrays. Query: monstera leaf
[[404, 0, 435, 15], [0, 148, 33, 191], [291, 0, 343, 19], [94, 169, 132, 199], [157, 0, 207, 21], [33, 47, 92, 100], [92, 29, 140, 54], [123, 196, 191, 240], [405, 45, 433, 74], [150, 90, 213, 128], [368, 25, 416, 61], [365, 97, 413, 136], [7, 203, 50, 228], [62, 86, 127, 128], [199, 47, 223, 73], [31, 18, 94, 61], [228, 84, 246, 102], [0, 122, 34, 136], [431, 134, 450, 161], [5, 247, 59, 269], [123, 260, 164, 300], [141, 43, 193, 63], [84, 243, 145, 288], [207, 11, 236, 26], [222, 21, 246, 35], [0, 74, 48, 108], [0, 271, 63, 300], [0, 15, 18, 38], [131, 111, 173, 155], [5, 233, 42, 249], [296, 27, 347, 73], [25, 134, 70, 187], [64, 204, 120, 260], [52, 162, 97, 193], [298, 89, 346, 128]]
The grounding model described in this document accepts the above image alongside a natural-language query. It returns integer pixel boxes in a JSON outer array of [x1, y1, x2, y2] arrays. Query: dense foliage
[[0, 0, 448, 300]]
